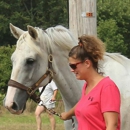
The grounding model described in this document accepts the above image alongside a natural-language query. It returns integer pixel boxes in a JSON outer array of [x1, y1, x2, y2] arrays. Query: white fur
[[4, 23, 130, 130]]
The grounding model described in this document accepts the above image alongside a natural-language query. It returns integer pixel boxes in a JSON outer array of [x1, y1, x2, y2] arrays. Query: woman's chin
[[76, 76, 84, 80], [76, 76, 81, 80]]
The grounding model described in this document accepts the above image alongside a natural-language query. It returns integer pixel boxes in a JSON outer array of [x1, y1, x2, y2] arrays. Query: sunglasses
[[69, 61, 83, 70]]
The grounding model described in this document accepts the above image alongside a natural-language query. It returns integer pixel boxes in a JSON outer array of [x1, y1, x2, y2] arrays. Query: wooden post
[[69, 0, 97, 38]]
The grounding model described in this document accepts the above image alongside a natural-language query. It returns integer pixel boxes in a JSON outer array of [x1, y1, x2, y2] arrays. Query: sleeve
[[51, 80, 58, 90], [100, 82, 121, 113]]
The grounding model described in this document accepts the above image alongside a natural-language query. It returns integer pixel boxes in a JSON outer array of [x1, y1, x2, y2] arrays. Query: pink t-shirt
[[75, 77, 120, 130]]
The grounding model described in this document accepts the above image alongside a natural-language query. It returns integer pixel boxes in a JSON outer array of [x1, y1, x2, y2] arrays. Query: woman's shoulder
[[102, 76, 117, 85], [101, 76, 119, 91]]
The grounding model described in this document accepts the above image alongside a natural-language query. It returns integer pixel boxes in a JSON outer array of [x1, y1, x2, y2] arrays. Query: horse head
[[3, 23, 53, 114]]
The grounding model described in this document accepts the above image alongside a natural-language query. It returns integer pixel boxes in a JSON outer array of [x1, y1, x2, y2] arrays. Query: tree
[[97, 0, 130, 57], [0, 46, 15, 93], [98, 19, 127, 54], [0, 0, 68, 46]]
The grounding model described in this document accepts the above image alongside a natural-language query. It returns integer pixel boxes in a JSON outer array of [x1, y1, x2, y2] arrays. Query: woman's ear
[[84, 59, 91, 67]]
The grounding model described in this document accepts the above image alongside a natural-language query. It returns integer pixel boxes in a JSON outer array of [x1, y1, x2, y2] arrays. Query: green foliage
[[97, 0, 130, 57], [0, 45, 15, 93], [0, 0, 68, 46], [97, 19, 127, 55], [0, 94, 5, 106]]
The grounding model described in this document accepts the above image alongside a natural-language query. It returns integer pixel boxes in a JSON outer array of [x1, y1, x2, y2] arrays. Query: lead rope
[[41, 104, 75, 130], [71, 118, 75, 130]]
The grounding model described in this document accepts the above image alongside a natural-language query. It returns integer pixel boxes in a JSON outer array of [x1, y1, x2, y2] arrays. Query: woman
[[60, 35, 121, 130]]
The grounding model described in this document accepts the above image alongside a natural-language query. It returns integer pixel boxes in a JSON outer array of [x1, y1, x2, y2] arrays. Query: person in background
[[60, 35, 121, 130], [35, 80, 58, 130]]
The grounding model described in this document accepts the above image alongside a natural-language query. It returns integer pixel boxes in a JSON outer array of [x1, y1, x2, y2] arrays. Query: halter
[[8, 54, 53, 103], [8, 53, 75, 130]]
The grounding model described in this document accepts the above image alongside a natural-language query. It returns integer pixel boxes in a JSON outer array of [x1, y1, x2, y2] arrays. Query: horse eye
[[26, 58, 35, 65]]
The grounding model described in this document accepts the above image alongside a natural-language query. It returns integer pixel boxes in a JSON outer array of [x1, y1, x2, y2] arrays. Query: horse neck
[[41, 27, 83, 107], [51, 49, 83, 107]]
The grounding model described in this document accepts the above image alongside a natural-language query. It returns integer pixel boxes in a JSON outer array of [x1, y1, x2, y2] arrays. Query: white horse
[[3, 23, 130, 130]]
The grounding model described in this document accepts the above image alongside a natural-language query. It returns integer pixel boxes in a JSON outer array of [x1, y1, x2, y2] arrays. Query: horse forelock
[[17, 33, 27, 47], [16, 30, 47, 56]]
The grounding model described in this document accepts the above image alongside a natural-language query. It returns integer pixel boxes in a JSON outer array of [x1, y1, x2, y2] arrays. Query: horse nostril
[[12, 102, 18, 110]]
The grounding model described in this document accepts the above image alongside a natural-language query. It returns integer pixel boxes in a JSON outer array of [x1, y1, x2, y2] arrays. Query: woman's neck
[[85, 71, 104, 88]]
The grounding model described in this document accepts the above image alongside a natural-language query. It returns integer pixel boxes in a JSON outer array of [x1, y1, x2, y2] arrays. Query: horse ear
[[10, 23, 25, 39], [27, 25, 38, 39]]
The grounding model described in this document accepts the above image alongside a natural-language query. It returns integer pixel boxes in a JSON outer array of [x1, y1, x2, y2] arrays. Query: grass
[[0, 100, 65, 130]]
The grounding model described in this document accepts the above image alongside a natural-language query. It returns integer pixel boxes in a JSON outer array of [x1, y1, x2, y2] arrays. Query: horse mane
[[45, 25, 77, 50], [105, 52, 130, 68]]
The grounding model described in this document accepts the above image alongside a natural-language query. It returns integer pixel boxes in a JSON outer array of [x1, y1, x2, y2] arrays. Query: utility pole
[[69, 0, 97, 38]]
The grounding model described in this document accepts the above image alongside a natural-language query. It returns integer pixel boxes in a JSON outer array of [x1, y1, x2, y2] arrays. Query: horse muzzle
[[3, 96, 26, 115]]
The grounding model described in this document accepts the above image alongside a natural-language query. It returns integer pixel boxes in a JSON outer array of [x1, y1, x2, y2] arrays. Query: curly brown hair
[[68, 35, 105, 72]]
